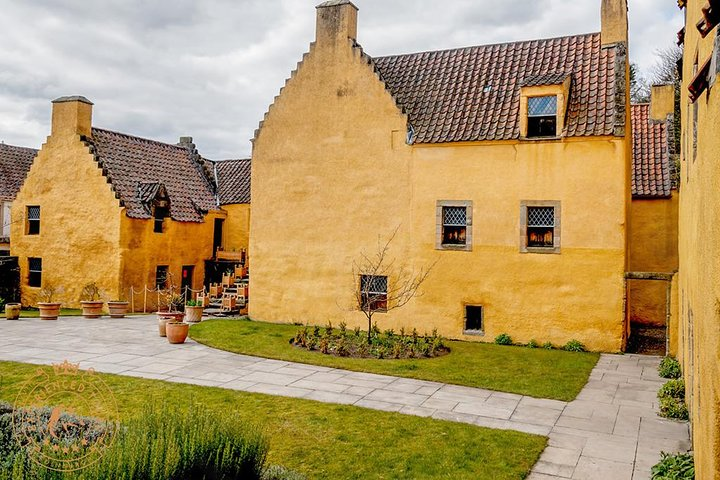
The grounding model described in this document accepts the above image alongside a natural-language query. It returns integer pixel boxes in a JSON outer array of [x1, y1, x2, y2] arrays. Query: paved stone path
[[0, 316, 690, 479]]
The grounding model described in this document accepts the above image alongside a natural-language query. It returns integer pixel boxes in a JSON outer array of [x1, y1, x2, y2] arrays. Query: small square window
[[527, 96, 557, 138], [28, 257, 42, 287], [27, 206, 40, 235], [156, 265, 169, 290], [527, 207, 555, 248], [464, 305, 484, 333], [436, 201, 472, 251], [520, 201, 561, 254], [442, 206, 467, 245], [360, 275, 387, 312]]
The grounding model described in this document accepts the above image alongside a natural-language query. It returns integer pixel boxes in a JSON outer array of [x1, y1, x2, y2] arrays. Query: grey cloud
[[0, 0, 683, 159]]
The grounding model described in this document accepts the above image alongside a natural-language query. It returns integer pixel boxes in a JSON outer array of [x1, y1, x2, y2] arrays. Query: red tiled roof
[[631, 104, 672, 198], [372, 33, 621, 143], [0, 143, 37, 202], [211, 159, 251, 205], [86, 128, 218, 222]]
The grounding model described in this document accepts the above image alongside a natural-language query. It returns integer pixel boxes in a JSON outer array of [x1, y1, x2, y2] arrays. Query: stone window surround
[[435, 200, 473, 252], [519, 200, 562, 254]]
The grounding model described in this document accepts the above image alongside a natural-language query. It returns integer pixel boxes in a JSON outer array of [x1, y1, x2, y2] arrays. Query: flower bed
[[291, 323, 449, 359]]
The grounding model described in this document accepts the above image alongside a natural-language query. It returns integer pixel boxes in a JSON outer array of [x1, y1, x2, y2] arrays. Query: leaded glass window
[[527, 207, 555, 247], [360, 275, 387, 312], [27, 206, 40, 235], [527, 96, 557, 137], [442, 206, 467, 245]]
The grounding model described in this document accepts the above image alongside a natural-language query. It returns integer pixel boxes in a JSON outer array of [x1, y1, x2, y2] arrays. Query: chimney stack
[[315, 0, 358, 48], [650, 84, 676, 121], [601, 0, 628, 46], [51, 96, 93, 138]]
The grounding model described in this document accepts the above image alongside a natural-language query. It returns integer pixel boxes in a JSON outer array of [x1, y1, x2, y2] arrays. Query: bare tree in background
[[352, 227, 436, 343]]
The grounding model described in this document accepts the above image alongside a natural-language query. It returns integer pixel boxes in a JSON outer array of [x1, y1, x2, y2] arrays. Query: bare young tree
[[352, 227, 436, 343]]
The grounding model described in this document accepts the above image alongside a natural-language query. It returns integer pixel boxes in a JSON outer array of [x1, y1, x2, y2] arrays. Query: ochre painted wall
[[627, 194, 679, 326], [119, 212, 222, 311], [251, 28, 630, 352], [11, 132, 123, 308], [678, 1, 720, 477], [221, 204, 251, 262]]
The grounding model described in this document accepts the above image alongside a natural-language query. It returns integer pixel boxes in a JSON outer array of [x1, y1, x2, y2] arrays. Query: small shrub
[[526, 339, 538, 349], [563, 340, 586, 352], [651, 452, 694, 479], [494, 333, 513, 345], [658, 379, 689, 420], [658, 357, 682, 379], [186, 299, 200, 307], [659, 379, 685, 400], [542, 341, 554, 350]]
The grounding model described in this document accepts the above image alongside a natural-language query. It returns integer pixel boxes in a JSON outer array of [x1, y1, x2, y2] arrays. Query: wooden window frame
[[26, 206, 40, 236], [28, 257, 42, 288], [359, 274, 388, 313]]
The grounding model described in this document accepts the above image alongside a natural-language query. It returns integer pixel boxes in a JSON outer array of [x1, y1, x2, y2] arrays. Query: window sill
[[437, 244, 472, 252], [521, 247, 561, 255], [463, 329, 485, 337], [520, 136, 562, 142]]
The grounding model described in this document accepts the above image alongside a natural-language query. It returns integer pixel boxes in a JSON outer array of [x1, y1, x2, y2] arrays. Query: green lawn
[[191, 318, 599, 402], [0, 361, 546, 480], [19, 308, 83, 318]]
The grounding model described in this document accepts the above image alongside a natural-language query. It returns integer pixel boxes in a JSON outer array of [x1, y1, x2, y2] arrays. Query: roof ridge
[[0, 143, 39, 154], [373, 32, 601, 60], [91, 127, 187, 151]]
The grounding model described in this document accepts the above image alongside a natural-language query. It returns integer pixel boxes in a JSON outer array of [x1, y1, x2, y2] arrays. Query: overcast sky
[[0, 0, 682, 159]]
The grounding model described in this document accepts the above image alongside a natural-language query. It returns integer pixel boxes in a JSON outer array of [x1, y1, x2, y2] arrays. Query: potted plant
[[166, 321, 190, 344], [37, 286, 61, 320], [79, 282, 104, 318], [185, 299, 204, 323], [107, 297, 130, 318], [156, 271, 185, 337], [4, 297, 21, 320]]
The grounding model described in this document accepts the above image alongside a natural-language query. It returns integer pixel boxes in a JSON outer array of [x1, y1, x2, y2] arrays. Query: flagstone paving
[[0, 316, 690, 479]]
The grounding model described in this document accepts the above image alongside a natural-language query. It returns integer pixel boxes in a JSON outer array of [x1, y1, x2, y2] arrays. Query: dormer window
[[154, 205, 169, 233], [527, 96, 558, 138]]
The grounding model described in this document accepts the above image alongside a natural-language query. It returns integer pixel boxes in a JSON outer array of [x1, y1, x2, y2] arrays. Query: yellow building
[[626, 90, 679, 353], [0, 143, 37, 256], [11, 96, 251, 310], [676, 0, 720, 477], [250, 0, 633, 351]]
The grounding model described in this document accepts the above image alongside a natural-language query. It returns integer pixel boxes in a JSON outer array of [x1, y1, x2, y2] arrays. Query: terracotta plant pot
[[80, 301, 104, 318], [157, 311, 185, 337], [5, 303, 21, 320], [185, 305, 204, 323], [107, 301, 129, 318], [37, 302, 61, 320], [166, 322, 189, 344]]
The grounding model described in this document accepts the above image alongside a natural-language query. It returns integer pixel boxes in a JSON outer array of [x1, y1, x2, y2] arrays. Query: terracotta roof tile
[[210, 159, 251, 205], [0, 143, 37, 202], [631, 104, 672, 198], [86, 128, 218, 222], [373, 33, 618, 143]]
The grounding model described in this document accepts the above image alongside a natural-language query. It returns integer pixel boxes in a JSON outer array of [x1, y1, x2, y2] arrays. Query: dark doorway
[[181, 265, 194, 300], [0, 257, 19, 303], [213, 219, 224, 257]]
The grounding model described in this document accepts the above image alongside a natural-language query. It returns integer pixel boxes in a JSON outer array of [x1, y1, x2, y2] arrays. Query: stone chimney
[[315, 0, 358, 48], [178, 136, 195, 148], [650, 84, 676, 121], [601, 0, 628, 46], [51, 96, 93, 138]]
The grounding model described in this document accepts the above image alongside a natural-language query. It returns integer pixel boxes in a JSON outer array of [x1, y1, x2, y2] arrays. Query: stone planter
[[157, 311, 185, 337], [80, 301, 104, 318], [166, 322, 189, 344], [5, 303, 21, 320], [107, 301, 129, 318], [185, 305, 204, 323], [37, 303, 61, 320]]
